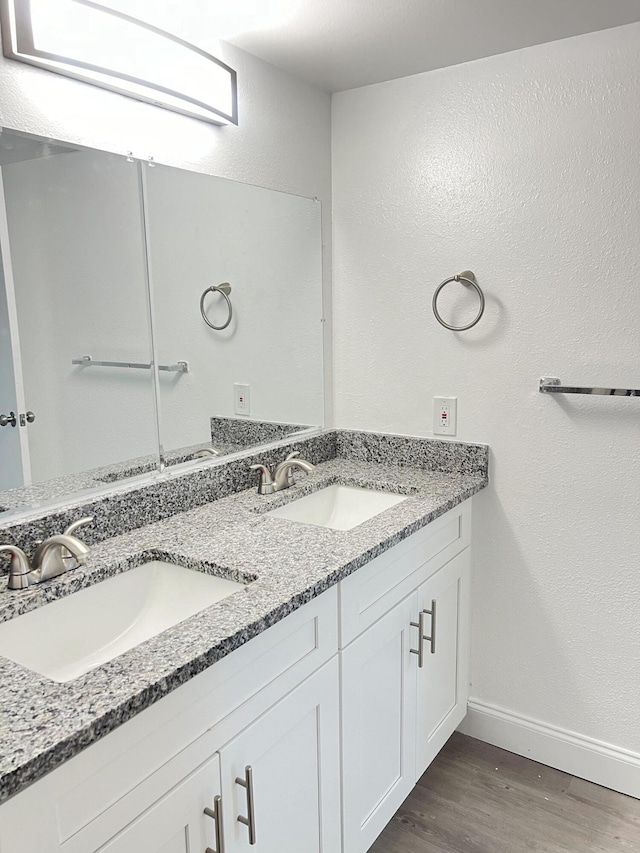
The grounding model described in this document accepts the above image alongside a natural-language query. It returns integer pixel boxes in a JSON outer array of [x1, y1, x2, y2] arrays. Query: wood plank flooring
[[369, 733, 640, 853]]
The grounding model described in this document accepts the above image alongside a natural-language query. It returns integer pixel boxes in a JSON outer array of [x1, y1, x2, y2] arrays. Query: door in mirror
[[0, 133, 158, 501]]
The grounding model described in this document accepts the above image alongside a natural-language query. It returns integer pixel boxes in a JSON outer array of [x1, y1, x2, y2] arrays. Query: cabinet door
[[415, 547, 470, 776], [98, 753, 222, 853], [341, 592, 418, 853], [219, 657, 341, 853]]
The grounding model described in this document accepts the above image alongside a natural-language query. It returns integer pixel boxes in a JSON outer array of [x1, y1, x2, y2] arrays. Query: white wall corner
[[459, 699, 640, 800]]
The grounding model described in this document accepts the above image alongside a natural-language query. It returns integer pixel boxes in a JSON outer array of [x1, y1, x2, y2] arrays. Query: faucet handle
[[0, 544, 32, 590], [284, 451, 300, 486], [249, 463, 272, 475], [249, 464, 275, 495], [60, 517, 94, 565], [63, 516, 94, 538]]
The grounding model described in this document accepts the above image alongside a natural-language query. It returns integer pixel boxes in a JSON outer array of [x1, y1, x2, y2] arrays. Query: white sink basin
[[267, 484, 406, 531], [0, 561, 246, 682]]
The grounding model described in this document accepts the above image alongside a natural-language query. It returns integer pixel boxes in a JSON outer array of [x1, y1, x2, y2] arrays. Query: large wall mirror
[[0, 128, 324, 515]]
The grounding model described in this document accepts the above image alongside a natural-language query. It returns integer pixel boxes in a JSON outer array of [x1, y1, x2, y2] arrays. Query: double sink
[[0, 484, 406, 683]]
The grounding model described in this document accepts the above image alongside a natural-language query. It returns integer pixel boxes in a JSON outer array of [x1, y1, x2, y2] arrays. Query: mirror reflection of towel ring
[[200, 282, 233, 330], [432, 270, 485, 331]]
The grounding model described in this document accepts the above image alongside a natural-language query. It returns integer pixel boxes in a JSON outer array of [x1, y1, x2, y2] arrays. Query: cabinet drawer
[[339, 500, 470, 647]]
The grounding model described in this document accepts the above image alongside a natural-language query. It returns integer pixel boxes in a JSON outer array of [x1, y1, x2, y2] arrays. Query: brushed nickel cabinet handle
[[410, 610, 428, 668], [204, 794, 224, 853], [235, 765, 257, 844], [423, 599, 436, 654]]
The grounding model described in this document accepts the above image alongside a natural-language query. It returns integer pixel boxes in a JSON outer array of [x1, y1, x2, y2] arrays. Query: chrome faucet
[[0, 516, 93, 590], [250, 451, 315, 495]]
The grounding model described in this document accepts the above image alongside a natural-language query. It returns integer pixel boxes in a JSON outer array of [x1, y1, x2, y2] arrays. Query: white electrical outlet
[[433, 396, 457, 436], [234, 383, 250, 416]]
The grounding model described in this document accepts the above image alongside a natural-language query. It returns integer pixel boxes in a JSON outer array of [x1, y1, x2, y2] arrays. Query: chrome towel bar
[[539, 377, 640, 397], [72, 355, 189, 373]]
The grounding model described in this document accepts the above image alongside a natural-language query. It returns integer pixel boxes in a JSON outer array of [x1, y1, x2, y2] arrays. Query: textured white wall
[[332, 24, 640, 753], [0, 37, 333, 425]]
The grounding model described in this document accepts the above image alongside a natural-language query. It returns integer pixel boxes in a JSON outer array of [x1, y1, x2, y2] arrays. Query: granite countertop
[[0, 417, 314, 514], [0, 441, 243, 511], [0, 457, 487, 804]]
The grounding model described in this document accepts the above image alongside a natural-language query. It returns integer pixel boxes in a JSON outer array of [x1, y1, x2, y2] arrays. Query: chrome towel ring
[[432, 270, 485, 331], [200, 282, 233, 330]]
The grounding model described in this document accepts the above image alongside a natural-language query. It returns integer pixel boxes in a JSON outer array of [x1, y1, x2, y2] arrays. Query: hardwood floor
[[369, 733, 640, 853]]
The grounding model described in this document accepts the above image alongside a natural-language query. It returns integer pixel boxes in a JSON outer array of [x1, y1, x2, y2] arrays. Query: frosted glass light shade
[[1, 0, 238, 125]]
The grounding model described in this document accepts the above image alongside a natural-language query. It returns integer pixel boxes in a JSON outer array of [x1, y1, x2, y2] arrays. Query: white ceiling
[[105, 0, 640, 92]]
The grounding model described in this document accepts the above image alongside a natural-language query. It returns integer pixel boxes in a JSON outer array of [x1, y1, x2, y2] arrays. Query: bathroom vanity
[[0, 433, 487, 853]]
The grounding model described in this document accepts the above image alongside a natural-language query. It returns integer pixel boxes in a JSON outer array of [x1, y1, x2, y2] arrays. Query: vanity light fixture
[[0, 0, 238, 125]]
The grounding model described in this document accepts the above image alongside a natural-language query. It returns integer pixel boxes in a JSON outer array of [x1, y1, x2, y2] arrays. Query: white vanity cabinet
[[0, 498, 474, 853], [94, 659, 340, 853], [340, 501, 472, 853], [0, 588, 340, 853]]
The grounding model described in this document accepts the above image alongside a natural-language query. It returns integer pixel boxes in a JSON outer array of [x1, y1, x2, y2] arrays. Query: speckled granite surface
[[0, 416, 316, 516], [0, 428, 309, 512], [95, 441, 243, 483], [0, 441, 488, 804], [336, 430, 488, 475], [0, 431, 336, 554], [0, 430, 487, 555], [210, 416, 313, 445]]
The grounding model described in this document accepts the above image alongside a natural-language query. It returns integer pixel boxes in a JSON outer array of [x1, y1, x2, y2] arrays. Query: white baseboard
[[458, 699, 640, 800]]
